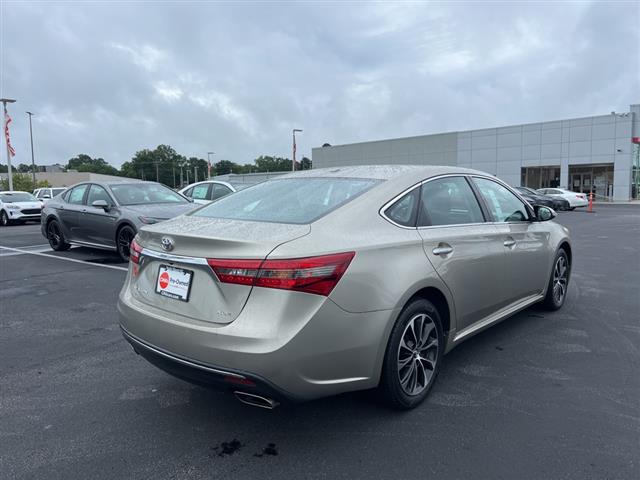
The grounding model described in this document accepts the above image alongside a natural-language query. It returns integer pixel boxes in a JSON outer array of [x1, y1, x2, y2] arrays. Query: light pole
[[26, 111, 36, 186], [1, 98, 17, 191], [207, 152, 214, 179], [292, 129, 302, 172]]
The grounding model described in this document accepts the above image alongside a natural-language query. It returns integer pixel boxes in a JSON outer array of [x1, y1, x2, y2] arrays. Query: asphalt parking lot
[[1, 206, 639, 480]]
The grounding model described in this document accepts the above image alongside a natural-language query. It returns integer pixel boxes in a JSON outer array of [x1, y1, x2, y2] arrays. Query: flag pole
[[292, 129, 302, 172], [1, 98, 17, 191]]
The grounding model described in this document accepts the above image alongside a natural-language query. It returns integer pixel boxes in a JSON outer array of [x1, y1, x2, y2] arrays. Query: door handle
[[432, 245, 453, 256], [503, 238, 516, 248]]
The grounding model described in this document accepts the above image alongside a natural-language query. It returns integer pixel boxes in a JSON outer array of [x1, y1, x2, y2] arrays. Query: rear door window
[[418, 177, 485, 226], [68, 184, 89, 205], [191, 184, 211, 200]]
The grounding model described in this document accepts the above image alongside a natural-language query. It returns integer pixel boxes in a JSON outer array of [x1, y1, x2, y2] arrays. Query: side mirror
[[92, 199, 110, 211], [534, 205, 556, 222]]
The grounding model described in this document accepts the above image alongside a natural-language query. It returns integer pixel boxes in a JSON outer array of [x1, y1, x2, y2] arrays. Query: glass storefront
[[521, 166, 561, 189], [568, 164, 614, 201], [633, 144, 640, 200]]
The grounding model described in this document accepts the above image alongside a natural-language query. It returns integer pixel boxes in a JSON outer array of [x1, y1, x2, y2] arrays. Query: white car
[[34, 187, 67, 201], [179, 180, 245, 205], [537, 188, 588, 210], [0, 191, 43, 226]]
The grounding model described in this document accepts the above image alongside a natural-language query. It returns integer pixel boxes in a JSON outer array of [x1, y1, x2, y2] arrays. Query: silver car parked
[[118, 166, 571, 409], [41, 180, 199, 261]]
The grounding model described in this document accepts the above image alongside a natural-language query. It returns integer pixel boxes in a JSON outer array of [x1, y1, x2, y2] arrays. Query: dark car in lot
[[41, 180, 199, 260], [515, 187, 570, 211]]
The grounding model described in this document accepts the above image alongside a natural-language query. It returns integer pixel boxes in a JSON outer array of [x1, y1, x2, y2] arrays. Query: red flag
[[4, 106, 16, 157]]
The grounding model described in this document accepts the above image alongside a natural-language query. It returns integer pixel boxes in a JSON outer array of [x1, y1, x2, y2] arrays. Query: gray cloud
[[1, 1, 638, 168]]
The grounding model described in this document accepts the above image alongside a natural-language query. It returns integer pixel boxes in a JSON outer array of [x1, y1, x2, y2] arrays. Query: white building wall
[[312, 104, 638, 200]]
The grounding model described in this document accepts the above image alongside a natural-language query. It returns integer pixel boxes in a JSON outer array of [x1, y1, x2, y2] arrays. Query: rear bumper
[[118, 284, 397, 401], [121, 325, 299, 403]]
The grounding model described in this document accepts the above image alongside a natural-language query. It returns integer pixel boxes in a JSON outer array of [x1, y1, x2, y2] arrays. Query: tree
[[213, 160, 242, 175], [17, 164, 32, 173], [120, 145, 186, 187], [0, 173, 50, 192], [185, 156, 208, 182], [66, 154, 120, 176], [253, 155, 297, 172], [300, 157, 312, 170]]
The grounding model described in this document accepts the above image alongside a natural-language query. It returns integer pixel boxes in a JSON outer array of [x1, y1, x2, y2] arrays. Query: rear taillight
[[130, 238, 142, 265], [576, 194, 585, 199], [207, 252, 355, 296]]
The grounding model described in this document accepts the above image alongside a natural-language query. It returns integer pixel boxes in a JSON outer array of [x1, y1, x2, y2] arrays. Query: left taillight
[[130, 238, 142, 265], [207, 252, 355, 296]]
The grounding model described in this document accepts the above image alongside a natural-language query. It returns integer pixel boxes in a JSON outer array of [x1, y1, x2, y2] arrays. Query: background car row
[[40, 180, 199, 260]]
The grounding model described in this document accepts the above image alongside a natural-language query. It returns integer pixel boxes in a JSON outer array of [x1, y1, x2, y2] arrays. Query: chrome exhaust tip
[[234, 391, 279, 410]]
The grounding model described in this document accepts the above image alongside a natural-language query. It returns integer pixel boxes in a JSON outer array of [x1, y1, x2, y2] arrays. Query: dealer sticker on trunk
[[155, 265, 193, 302]]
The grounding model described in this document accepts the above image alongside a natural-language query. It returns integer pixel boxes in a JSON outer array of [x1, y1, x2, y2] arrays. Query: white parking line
[[0, 245, 128, 271], [0, 244, 52, 256]]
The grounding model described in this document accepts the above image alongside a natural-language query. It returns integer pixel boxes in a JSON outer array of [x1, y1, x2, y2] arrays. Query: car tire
[[116, 225, 136, 262], [542, 249, 570, 311], [569, 207, 576, 211], [47, 220, 71, 251], [379, 298, 444, 410], [0, 210, 10, 226]]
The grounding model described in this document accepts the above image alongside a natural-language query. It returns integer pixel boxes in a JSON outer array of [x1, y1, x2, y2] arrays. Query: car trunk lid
[[131, 217, 310, 324]]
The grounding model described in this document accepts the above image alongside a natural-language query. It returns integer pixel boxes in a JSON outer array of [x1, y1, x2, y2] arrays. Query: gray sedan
[[41, 180, 199, 261], [118, 166, 571, 409]]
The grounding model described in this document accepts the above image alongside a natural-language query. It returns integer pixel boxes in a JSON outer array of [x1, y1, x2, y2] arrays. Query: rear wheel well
[[407, 287, 451, 338]]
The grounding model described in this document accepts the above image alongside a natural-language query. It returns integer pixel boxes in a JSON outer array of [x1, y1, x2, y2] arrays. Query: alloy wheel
[[117, 227, 135, 261], [552, 255, 568, 304], [397, 313, 439, 396], [47, 222, 61, 247]]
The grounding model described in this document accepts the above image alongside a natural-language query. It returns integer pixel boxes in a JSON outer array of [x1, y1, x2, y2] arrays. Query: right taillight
[[207, 252, 355, 296], [130, 238, 143, 265]]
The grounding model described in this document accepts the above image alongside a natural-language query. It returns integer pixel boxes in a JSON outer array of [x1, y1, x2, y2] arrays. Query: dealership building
[[312, 103, 640, 201]]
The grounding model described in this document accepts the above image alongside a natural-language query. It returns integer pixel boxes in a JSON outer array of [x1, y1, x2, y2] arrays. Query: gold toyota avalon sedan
[[118, 165, 571, 409]]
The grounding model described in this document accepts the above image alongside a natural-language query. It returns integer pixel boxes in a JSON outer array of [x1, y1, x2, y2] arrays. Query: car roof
[[279, 165, 490, 182], [181, 180, 234, 188]]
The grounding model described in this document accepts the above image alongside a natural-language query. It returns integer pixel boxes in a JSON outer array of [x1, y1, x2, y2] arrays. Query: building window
[[521, 166, 561, 189]]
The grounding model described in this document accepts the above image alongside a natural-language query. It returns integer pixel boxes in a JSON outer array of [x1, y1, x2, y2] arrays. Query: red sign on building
[[632, 137, 640, 144]]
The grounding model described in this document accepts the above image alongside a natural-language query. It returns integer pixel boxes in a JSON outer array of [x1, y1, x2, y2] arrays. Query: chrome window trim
[[380, 173, 493, 229], [378, 181, 423, 229]]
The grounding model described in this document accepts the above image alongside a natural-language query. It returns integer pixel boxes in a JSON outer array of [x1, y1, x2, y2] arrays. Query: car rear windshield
[[1, 192, 36, 202], [110, 183, 188, 206], [52, 188, 66, 196], [193, 177, 381, 224]]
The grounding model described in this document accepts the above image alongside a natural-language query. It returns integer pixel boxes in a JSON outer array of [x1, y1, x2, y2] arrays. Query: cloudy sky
[[1, 1, 638, 168]]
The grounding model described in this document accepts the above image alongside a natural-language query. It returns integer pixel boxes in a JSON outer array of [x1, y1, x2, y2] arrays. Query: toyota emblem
[[161, 237, 174, 251]]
